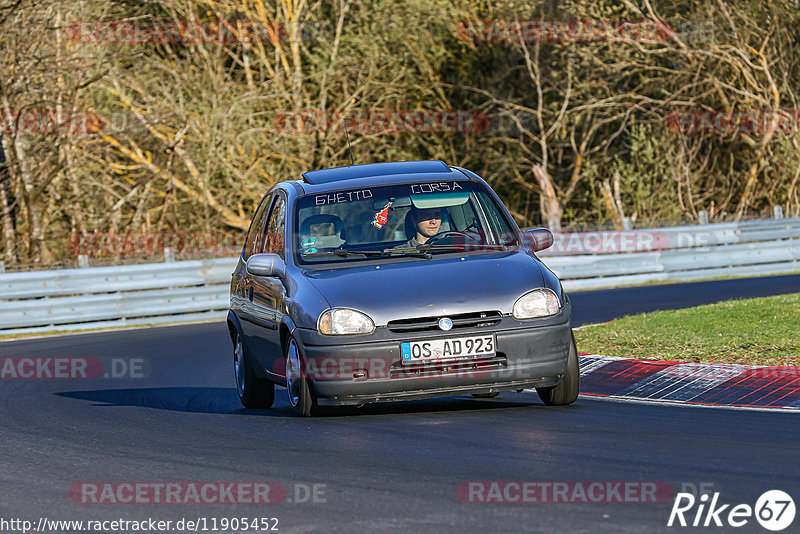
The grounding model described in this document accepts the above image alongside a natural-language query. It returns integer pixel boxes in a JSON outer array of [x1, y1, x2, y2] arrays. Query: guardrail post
[[164, 247, 175, 263], [78, 255, 89, 268], [0, 261, 4, 274], [698, 210, 709, 225], [774, 205, 784, 219], [622, 217, 632, 230]]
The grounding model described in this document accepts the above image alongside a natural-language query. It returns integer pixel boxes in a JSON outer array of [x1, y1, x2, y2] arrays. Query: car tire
[[536, 332, 580, 406], [472, 392, 500, 398], [284, 335, 320, 417], [234, 331, 275, 409]]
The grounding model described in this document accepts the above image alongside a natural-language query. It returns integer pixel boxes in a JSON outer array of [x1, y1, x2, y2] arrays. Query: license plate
[[401, 334, 496, 365]]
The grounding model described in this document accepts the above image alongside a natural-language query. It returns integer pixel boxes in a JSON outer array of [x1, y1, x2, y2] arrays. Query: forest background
[[1, 0, 799, 268]]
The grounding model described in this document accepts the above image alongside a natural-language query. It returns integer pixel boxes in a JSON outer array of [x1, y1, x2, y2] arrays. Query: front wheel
[[234, 332, 274, 409], [536, 332, 580, 406], [285, 336, 320, 417]]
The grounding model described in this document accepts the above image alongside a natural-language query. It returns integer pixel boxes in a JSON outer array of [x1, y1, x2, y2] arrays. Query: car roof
[[303, 160, 449, 184], [287, 160, 476, 195]]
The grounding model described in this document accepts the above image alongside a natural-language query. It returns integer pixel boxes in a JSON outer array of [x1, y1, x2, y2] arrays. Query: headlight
[[318, 308, 375, 335], [512, 289, 560, 319]]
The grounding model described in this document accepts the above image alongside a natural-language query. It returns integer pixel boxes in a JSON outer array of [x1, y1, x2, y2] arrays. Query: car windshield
[[295, 180, 520, 264]]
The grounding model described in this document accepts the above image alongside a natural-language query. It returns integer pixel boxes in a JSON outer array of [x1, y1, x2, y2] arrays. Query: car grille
[[389, 354, 508, 378], [386, 311, 502, 333]]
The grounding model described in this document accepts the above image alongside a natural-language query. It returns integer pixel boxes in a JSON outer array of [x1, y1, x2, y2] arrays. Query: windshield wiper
[[302, 249, 432, 259], [301, 249, 387, 258], [466, 243, 515, 250], [302, 244, 512, 260], [381, 248, 433, 259], [414, 243, 514, 253]]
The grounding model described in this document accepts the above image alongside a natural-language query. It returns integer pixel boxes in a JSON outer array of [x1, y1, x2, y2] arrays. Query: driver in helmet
[[398, 207, 442, 247]]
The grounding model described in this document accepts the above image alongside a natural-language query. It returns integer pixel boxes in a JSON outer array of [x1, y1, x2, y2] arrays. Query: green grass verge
[[574, 292, 800, 366]]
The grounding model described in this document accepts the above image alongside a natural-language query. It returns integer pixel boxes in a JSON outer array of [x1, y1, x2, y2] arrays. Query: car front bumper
[[292, 305, 573, 406]]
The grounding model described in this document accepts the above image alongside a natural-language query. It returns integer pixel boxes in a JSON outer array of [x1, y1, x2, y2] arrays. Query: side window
[[474, 192, 507, 244], [244, 194, 273, 259], [263, 195, 286, 258]]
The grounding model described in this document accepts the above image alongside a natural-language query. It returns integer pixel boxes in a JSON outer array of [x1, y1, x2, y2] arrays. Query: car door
[[236, 193, 273, 367], [249, 193, 288, 376]]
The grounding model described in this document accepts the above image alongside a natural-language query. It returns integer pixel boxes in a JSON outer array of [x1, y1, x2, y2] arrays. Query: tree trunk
[[532, 164, 562, 231], [0, 137, 16, 264], [0, 174, 16, 265], [2, 98, 48, 263], [600, 169, 626, 227]]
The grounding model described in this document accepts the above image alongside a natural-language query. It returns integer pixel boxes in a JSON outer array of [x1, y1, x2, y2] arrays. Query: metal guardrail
[[0, 258, 237, 335], [539, 217, 800, 254], [0, 259, 233, 299], [1, 218, 799, 335], [544, 218, 800, 290]]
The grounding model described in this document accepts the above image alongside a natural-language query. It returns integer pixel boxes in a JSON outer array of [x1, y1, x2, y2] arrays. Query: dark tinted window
[[244, 194, 272, 259], [294, 181, 519, 264], [264, 195, 286, 257]]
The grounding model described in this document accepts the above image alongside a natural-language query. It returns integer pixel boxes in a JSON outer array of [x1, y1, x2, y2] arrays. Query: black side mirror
[[246, 253, 286, 278], [524, 228, 554, 252]]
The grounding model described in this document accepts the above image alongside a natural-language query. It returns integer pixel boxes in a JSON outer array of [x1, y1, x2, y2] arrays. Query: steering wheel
[[425, 231, 471, 245], [462, 220, 480, 233]]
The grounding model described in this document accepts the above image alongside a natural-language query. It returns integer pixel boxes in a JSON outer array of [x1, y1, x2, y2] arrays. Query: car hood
[[301, 250, 546, 326]]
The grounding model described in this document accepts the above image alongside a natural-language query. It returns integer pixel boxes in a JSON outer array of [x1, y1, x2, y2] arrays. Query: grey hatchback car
[[227, 160, 578, 416]]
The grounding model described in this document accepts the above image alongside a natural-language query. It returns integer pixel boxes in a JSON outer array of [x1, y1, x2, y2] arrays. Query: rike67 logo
[[668, 490, 795, 531]]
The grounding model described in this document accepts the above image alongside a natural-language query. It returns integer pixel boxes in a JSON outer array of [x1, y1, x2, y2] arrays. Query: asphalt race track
[[569, 272, 800, 326], [2, 275, 799, 533]]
